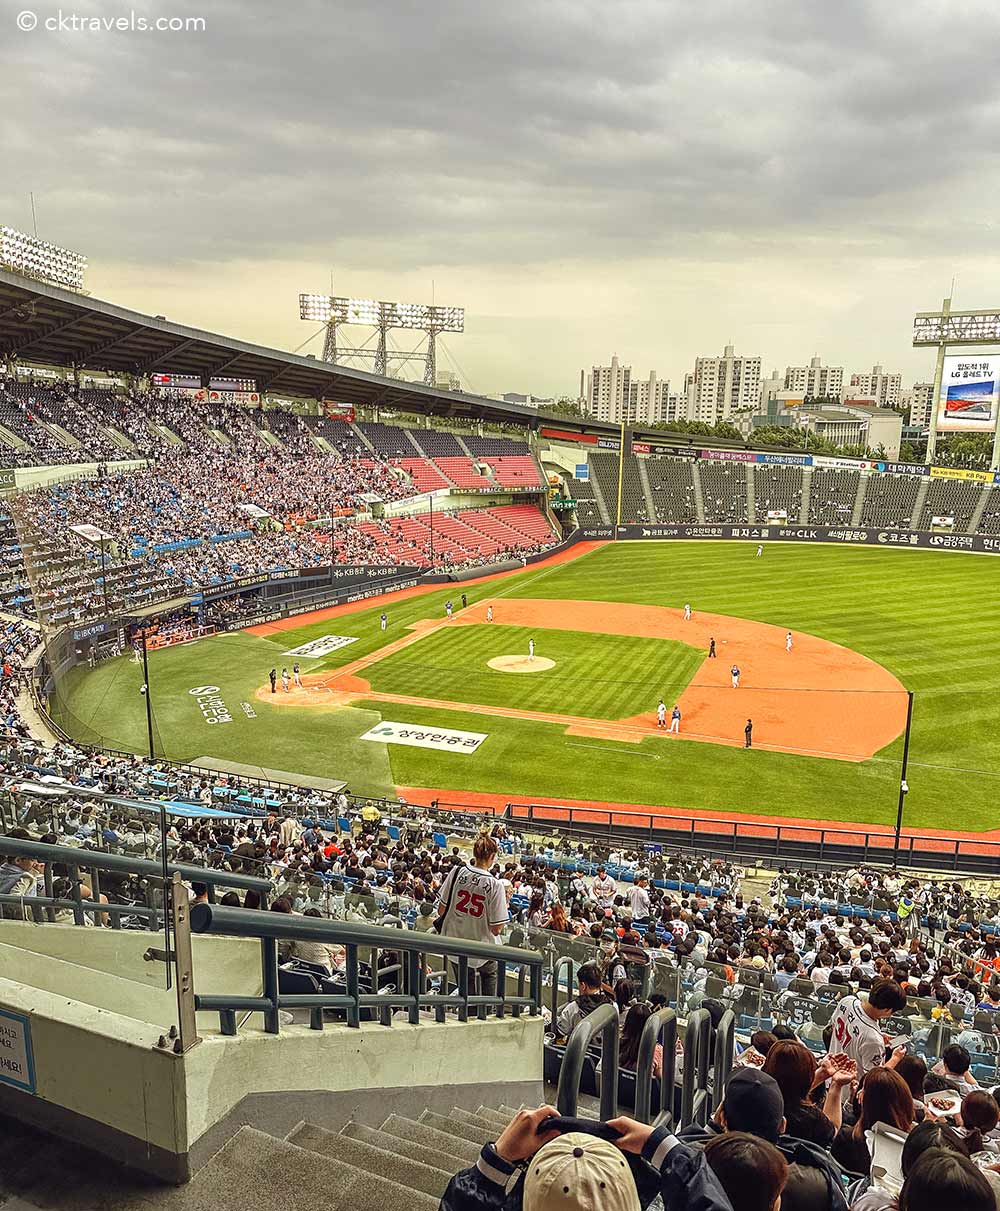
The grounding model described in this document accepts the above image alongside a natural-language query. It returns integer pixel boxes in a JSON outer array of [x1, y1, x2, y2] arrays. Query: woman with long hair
[[762, 1039, 854, 1145], [832, 1066, 915, 1176], [544, 902, 572, 934], [617, 1001, 663, 1078], [958, 1089, 1000, 1156]]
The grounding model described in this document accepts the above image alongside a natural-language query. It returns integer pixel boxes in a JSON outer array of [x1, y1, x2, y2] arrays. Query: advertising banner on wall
[[937, 356, 1000, 432], [578, 522, 1000, 554]]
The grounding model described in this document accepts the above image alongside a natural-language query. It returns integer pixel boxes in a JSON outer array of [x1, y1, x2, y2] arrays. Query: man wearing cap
[[439, 1103, 736, 1211]]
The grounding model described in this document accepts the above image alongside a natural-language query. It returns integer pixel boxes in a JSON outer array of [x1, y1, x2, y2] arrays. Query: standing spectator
[[435, 833, 508, 999]]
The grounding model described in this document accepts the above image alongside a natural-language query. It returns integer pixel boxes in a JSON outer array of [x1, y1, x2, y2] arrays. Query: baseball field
[[49, 540, 1000, 832]]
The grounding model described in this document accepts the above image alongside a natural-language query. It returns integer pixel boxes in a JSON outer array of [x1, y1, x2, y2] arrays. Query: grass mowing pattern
[[50, 541, 1000, 828], [364, 624, 704, 719]]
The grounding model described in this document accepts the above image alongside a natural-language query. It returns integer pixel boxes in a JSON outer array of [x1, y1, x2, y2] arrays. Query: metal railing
[[189, 902, 543, 1033], [636, 1006, 677, 1127], [556, 1001, 620, 1120]]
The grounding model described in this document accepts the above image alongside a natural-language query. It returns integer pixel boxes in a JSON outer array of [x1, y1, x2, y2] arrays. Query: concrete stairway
[[103, 424, 136, 451], [691, 462, 707, 522], [850, 473, 869, 526], [746, 464, 756, 523], [194, 1103, 522, 1210], [968, 483, 993, 534], [0, 1101, 531, 1211], [798, 465, 812, 523], [909, 476, 930, 528], [636, 456, 658, 522], [310, 432, 335, 453], [41, 420, 81, 448], [258, 428, 284, 449], [349, 422, 377, 453]]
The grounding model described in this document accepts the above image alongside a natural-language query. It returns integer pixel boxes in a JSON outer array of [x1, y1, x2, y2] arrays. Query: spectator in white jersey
[[827, 978, 907, 1079], [435, 833, 509, 999], [628, 875, 652, 920]]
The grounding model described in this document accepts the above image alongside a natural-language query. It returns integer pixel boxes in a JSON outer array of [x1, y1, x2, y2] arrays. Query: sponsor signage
[[284, 635, 359, 659], [189, 685, 233, 725], [0, 1009, 35, 1094], [812, 455, 874, 471], [930, 465, 993, 483], [580, 523, 1000, 554], [632, 441, 697, 458], [937, 355, 1000, 432], [0, 469, 15, 490], [699, 449, 813, 467], [700, 448, 756, 463], [359, 720, 487, 754], [874, 461, 929, 476]]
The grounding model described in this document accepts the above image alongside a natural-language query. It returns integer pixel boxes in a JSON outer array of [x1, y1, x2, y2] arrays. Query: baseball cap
[[523, 1133, 639, 1211], [722, 1069, 785, 1142]]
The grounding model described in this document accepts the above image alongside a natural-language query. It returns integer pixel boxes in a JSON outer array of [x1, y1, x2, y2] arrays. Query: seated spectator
[[932, 1044, 979, 1089], [894, 1149, 995, 1211], [735, 1030, 779, 1070], [831, 1067, 914, 1176], [763, 1040, 855, 1146], [617, 1001, 662, 1079], [556, 960, 614, 1039], [852, 1120, 971, 1211], [958, 1089, 1000, 1156]]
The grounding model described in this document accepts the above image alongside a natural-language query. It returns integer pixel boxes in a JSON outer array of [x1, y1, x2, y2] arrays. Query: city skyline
[[6, 1, 1000, 398]]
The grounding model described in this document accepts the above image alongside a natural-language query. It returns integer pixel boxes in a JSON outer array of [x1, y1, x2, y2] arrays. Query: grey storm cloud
[[4, 0, 1000, 269]]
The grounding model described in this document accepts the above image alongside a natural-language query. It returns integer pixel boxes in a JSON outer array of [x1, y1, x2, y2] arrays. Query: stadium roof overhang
[[0, 268, 547, 426]]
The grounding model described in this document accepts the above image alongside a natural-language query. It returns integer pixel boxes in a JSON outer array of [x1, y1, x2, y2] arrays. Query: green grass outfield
[[50, 541, 1000, 830], [365, 624, 704, 719]]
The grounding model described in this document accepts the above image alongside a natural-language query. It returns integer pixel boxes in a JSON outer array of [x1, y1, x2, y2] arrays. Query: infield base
[[487, 655, 556, 674]]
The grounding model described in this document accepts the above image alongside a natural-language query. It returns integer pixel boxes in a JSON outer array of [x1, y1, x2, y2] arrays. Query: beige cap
[[523, 1132, 640, 1211]]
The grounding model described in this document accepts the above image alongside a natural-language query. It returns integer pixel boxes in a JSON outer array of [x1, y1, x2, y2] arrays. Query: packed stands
[[699, 461, 750, 523], [645, 456, 698, 523], [808, 468, 861, 525]]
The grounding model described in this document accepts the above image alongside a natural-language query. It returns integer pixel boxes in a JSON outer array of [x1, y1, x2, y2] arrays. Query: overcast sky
[[3, 0, 1000, 397]]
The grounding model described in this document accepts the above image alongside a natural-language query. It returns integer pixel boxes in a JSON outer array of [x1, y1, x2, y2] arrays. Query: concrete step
[[476, 1106, 516, 1132], [379, 1114, 479, 1164], [449, 1107, 502, 1133], [418, 1109, 491, 1146], [498, 1104, 526, 1118], [189, 1127, 437, 1211], [288, 1123, 449, 1199], [340, 1121, 457, 1175]]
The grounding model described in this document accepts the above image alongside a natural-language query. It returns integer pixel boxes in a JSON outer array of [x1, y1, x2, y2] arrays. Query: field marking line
[[566, 742, 660, 759]]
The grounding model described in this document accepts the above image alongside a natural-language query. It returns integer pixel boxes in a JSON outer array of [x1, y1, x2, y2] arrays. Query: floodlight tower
[[421, 306, 465, 385], [299, 294, 464, 383], [0, 225, 87, 291]]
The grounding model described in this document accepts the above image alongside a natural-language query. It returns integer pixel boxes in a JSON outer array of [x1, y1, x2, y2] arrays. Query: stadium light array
[[0, 225, 87, 291], [298, 294, 464, 333]]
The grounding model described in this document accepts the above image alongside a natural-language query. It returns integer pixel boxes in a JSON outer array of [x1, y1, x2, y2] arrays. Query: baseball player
[[745, 718, 753, 748], [669, 705, 681, 734], [445, 600, 453, 619], [268, 667, 277, 694], [380, 612, 387, 631], [708, 637, 716, 658], [731, 664, 740, 688], [461, 592, 467, 609], [756, 544, 763, 557], [293, 663, 302, 687], [785, 631, 793, 652], [528, 638, 535, 661], [486, 605, 494, 622], [683, 602, 692, 621], [280, 667, 290, 693], [656, 699, 667, 728]]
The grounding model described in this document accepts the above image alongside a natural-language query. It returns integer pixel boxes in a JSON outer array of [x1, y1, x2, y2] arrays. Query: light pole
[[892, 691, 915, 867]]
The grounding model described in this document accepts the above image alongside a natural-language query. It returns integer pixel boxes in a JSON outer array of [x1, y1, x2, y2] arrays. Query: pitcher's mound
[[487, 655, 556, 674]]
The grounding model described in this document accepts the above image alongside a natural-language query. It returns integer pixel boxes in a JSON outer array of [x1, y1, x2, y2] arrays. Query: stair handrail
[[635, 1005, 677, 1127], [555, 1001, 620, 1122], [189, 901, 543, 1033]]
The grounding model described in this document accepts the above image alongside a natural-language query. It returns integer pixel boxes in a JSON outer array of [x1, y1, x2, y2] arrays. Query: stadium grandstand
[[9, 268, 1000, 1211]]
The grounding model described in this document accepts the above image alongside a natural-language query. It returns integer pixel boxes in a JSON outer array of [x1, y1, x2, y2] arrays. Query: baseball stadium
[[8, 260, 1000, 1202]]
